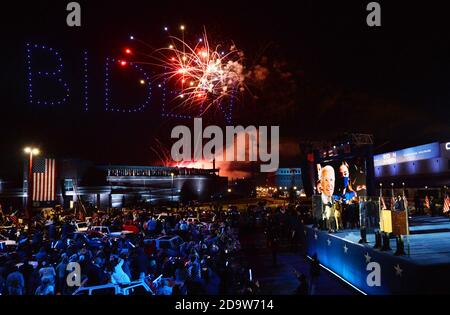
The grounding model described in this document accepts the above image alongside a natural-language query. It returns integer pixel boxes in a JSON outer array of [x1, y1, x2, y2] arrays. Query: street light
[[170, 172, 174, 202], [24, 146, 40, 225], [227, 188, 232, 193], [24, 147, 40, 155]]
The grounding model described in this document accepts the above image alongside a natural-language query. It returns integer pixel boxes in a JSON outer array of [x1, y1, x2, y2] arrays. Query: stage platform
[[303, 216, 450, 294]]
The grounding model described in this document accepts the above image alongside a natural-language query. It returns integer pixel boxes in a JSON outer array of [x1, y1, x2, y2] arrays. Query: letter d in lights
[[104, 58, 152, 113]]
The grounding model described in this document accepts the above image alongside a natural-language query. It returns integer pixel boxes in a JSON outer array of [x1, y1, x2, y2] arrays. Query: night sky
[[1, 0, 449, 182]]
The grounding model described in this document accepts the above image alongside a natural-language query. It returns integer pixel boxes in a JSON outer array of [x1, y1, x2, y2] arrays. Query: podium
[[380, 210, 408, 235]]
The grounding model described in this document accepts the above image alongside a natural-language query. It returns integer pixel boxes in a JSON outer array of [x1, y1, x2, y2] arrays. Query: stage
[[303, 216, 450, 294]]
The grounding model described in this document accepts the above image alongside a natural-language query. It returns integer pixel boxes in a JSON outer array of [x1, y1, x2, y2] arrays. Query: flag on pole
[[390, 195, 396, 210], [9, 215, 19, 226], [32, 158, 56, 202], [390, 186, 395, 210], [443, 195, 450, 213], [402, 190, 408, 211], [424, 195, 430, 209], [381, 196, 387, 210]]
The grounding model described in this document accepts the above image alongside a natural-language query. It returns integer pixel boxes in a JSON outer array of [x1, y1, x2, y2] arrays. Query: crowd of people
[[0, 205, 259, 295]]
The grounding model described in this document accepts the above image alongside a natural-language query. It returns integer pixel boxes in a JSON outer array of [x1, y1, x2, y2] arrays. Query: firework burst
[[136, 26, 246, 116]]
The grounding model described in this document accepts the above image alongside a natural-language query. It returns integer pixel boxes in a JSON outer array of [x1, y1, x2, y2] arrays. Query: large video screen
[[315, 158, 367, 204]]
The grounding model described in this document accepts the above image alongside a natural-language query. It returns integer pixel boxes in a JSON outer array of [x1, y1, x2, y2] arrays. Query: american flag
[[32, 158, 56, 202], [443, 195, 450, 213], [402, 191, 408, 211], [424, 195, 430, 209], [9, 215, 19, 226]]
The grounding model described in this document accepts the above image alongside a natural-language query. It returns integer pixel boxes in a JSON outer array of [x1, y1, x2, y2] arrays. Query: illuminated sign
[[374, 142, 440, 167], [24, 42, 234, 122], [446, 142, 450, 150]]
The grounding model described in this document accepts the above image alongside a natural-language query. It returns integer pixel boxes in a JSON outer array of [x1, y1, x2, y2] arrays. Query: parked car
[[90, 226, 124, 236], [107, 231, 142, 249], [200, 211, 216, 223], [156, 213, 169, 221], [0, 234, 17, 253], [65, 232, 104, 250], [73, 280, 155, 295], [186, 217, 201, 225], [144, 235, 183, 256], [75, 221, 89, 232]]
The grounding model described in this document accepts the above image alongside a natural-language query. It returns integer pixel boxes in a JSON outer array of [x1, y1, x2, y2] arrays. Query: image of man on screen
[[320, 165, 336, 232]]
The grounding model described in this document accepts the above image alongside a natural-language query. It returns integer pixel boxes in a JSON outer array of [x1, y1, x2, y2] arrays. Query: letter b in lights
[[26, 44, 70, 106], [366, 262, 381, 287]]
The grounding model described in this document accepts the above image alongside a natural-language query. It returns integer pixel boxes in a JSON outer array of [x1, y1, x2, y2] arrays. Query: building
[[0, 159, 228, 211], [373, 141, 450, 198], [274, 168, 303, 191]]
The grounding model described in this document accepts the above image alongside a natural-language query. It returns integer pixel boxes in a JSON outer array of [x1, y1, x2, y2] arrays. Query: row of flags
[[380, 194, 449, 213], [425, 195, 450, 213]]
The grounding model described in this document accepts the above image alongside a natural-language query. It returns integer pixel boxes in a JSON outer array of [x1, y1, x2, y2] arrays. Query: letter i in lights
[[26, 43, 70, 106], [83, 50, 89, 111]]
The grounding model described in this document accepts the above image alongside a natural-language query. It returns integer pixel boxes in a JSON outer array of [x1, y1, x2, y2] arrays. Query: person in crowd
[[430, 196, 437, 216], [187, 255, 202, 282], [309, 253, 320, 295], [294, 269, 309, 295], [157, 279, 173, 295], [55, 254, 68, 294], [39, 260, 56, 287], [109, 256, 131, 285], [85, 256, 109, 287], [6, 266, 25, 295], [35, 277, 54, 295]]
